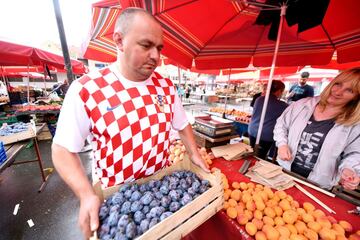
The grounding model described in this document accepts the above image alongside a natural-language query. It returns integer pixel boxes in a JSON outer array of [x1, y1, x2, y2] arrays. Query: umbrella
[[84, 0, 360, 68]]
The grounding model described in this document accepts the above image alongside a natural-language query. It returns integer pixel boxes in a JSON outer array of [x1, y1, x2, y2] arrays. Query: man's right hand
[[277, 145, 292, 161], [78, 194, 101, 239]]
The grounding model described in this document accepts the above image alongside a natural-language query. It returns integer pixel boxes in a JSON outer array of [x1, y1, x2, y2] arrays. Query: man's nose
[[149, 47, 160, 60]]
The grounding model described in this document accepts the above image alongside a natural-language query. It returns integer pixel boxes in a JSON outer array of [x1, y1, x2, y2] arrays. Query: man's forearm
[[52, 143, 95, 200]]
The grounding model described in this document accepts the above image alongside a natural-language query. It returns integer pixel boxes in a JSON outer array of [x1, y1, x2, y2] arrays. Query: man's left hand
[[191, 154, 210, 173]]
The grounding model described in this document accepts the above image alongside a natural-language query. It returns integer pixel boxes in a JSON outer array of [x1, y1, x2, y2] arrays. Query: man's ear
[[113, 32, 124, 52]]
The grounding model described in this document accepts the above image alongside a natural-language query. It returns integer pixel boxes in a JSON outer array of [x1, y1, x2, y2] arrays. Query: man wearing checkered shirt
[[51, 8, 209, 239]]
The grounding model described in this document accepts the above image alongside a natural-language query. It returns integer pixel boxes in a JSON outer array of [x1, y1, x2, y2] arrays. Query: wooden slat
[[0, 143, 26, 173]]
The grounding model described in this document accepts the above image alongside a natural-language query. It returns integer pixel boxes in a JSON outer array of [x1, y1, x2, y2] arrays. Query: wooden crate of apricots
[[168, 140, 215, 166], [212, 167, 360, 240]]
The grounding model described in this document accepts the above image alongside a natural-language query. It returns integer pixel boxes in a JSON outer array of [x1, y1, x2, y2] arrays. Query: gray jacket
[[274, 96, 360, 189]]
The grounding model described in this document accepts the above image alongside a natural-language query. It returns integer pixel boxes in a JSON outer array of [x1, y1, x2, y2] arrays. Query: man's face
[[299, 77, 307, 86], [117, 14, 164, 81]]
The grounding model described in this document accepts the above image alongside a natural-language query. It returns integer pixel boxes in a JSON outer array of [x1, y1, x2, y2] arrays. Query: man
[[52, 8, 208, 238], [250, 83, 267, 108], [287, 71, 314, 102]]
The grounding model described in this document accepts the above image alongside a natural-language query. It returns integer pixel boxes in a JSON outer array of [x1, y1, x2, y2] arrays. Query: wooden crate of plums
[[92, 157, 224, 240]]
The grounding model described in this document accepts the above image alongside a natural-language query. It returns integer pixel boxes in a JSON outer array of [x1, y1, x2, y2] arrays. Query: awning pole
[[223, 68, 232, 116], [255, 4, 287, 148]]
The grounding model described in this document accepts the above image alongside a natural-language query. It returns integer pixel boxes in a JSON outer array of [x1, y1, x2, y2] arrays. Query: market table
[[184, 157, 359, 240], [0, 124, 52, 192]]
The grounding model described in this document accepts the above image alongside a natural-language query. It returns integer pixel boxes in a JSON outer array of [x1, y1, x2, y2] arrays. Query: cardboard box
[[92, 158, 224, 240]]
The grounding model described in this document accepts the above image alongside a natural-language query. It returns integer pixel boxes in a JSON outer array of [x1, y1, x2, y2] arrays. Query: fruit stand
[[184, 157, 360, 240]]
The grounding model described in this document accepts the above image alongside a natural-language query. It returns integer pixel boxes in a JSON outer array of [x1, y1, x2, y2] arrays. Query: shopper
[[248, 80, 288, 159], [52, 8, 208, 238], [274, 68, 360, 190], [250, 83, 267, 108], [286, 71, 314, 103]]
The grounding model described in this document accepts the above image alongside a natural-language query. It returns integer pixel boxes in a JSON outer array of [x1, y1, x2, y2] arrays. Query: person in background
[[248, 80, 288, 160], [287, 71, 314, 103], [274, 68, 360, 190], [51, 8, 208, 238], [250, 83, 267, 108]]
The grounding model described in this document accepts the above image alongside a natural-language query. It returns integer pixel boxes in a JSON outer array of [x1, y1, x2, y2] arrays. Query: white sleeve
[[171, 91, 189, 131], [53, 81, 91, 153]]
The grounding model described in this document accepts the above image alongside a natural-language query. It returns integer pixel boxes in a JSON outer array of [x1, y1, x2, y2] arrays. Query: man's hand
[[191, 153, 210, 173], [78, 194, 101, 239], [277, 145, 292, 161], [340, 168, 360, 190]]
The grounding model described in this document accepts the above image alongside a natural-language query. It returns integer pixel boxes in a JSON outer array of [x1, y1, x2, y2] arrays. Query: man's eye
[[140, 43, 150, 48]]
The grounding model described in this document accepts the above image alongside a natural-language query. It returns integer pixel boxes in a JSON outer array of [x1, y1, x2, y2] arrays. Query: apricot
[[336, 236, 348, 240], [263, 216, 275, 226], [276, 225, 291, 238], [252, 218, 264, 230], [332, 223, 345, 236], [255, 200, 266, 211], [303, 202, 315, 213], [247, 182, 256, 189], [223, 201, 230, 210], [327, 215, 337, 224], [266, 199, 278, 208], [307, 221, 322, 233], [255, 231, 267, 240], [302, 213, 314, 223], [275, 190, 287, 199], [252, 193, 262, 202], [232, 181, 240, 189], [312, 209, 325, 219], [286, 195, 294, 202], [283, 210, 298, 225], [272, 194, 281, 203], [224, 192, 230, 201], [246, 222, 258, 236], [260, 191, 269, 202], [290, 234, 307, 240], [339, 220, 353, 232], [286, 224, 298, 235], [319, 228, 337, 240], [226, 207, 237, 219], [304, 228, 319, 240], [291, 200, 300, 209], [349, 234, 360, 240], [296, 208, 306, 216], [246, 200, 256, 211], [279, 199, 292, 211], [238, 201, 245, 209], [263, 225, 280, 240], [235, 205, 244, 215], [274, 216, 285, 226], [224, 188, 232, 196], [254, 209, 263, 220], [294, 221, 307, 234], [230, 189, 241, 201], [228, 198, 237, 208], [240, 182, 248, 190], [317, 216, 332, 229], [264, 207, 276, 218], [236, 213, 249, 225], [244, 209, 253, 220], [242, 193, 252, 203], [274, 206, 283, 217], [256, 184, 264, 190]]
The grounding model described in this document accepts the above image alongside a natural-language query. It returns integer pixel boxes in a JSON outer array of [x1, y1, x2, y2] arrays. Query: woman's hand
[[277, 145, 292, 161], [340, 168, 360, 190]]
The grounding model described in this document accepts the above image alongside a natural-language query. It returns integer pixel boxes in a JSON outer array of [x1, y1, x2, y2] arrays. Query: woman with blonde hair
[[274, 67, 360, 190]]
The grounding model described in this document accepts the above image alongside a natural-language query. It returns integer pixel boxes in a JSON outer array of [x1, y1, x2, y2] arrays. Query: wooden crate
[[92, 158, 224, 240], [0, 126, 35, 145]]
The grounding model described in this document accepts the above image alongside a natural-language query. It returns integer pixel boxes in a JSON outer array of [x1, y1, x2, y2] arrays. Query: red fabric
[[183, 157, 359, 240], [0, 40, 87, 74], [85, 0, 360, 69]]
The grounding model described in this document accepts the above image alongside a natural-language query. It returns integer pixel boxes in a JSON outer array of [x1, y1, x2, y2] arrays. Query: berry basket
[[91, 157, 223, 240]]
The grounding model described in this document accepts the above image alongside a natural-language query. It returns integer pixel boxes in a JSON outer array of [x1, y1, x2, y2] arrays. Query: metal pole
[[52, 0, 74, 83], [255, 4, 287, 146], [223, 68, 232, 114]]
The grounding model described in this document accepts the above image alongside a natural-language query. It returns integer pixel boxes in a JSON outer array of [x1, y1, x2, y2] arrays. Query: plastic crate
[[0, 141, 7, 165]]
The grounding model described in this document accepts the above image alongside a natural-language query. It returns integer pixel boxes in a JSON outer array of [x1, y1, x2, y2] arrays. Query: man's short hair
[[114, 7, 156, 36], [300, 71, 310, 78]]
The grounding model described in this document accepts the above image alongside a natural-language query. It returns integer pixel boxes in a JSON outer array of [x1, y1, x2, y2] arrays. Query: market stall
[[184, 156, 360, 240]]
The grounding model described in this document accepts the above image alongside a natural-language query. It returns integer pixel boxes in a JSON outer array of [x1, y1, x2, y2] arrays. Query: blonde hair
[[319, 67, 360, 126]]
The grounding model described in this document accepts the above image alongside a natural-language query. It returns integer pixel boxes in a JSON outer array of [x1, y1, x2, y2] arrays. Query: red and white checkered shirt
[[54, 65, 188, 187]]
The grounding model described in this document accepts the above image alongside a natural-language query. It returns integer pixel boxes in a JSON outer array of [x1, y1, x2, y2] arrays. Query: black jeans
[[249, 135, 274, 160]]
